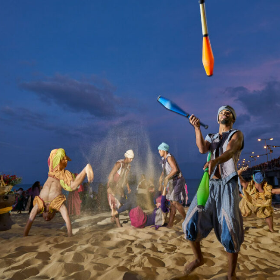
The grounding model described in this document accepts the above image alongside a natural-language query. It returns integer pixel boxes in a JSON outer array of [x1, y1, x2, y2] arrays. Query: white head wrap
[[124, 149, 134, 159]]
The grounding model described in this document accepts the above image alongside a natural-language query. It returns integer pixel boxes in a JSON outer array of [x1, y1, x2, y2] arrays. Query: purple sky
[[1, 0, 280, 184]]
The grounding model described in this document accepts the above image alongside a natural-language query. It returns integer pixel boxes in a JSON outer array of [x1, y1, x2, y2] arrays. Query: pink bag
[[129, 206, 147, 228]]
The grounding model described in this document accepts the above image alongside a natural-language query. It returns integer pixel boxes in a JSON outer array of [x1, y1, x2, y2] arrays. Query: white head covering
[[124, 149, 134, 159]]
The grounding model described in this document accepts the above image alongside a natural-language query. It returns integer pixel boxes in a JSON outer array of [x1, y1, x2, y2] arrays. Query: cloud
[[0, 106, 106, 140], [223, 79, 280, 141], [19, 74, 126, 118], [225, 80, 280, 119], [234, 113, 251, 127]]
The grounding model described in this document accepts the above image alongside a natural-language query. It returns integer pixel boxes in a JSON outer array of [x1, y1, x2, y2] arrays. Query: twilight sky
[[1, 0, 280, 184]]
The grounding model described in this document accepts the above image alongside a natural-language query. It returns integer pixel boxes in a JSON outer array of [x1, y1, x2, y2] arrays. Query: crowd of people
[[12, 181, 41, 214], [7, 104, 280, 280]]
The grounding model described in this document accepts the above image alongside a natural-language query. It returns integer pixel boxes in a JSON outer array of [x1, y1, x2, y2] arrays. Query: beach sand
[[1, 208, 280, 280]]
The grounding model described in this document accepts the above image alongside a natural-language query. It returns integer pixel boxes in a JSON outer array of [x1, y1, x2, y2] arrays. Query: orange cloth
[[33, 195, 66, 213], [48, 148, 74, 190]]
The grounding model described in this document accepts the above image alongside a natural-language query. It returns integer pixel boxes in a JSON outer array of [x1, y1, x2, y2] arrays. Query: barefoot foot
[[184, 258, 204, 275]]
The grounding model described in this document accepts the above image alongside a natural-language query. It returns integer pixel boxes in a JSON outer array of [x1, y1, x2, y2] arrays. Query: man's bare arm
[[205, 131, 243, 175], [159, 171, 164, 191], [189, 114, 210, 154], [238, 167, 249, 189], [23, 204, 39, 236], [163, 156, 178, 186], [272, 188, 280, 195]]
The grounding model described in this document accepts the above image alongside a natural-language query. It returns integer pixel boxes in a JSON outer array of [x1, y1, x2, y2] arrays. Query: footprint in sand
[[72, 252, 85, 263], [10, 267, 40, 280], [64, 263, 84, 274], [15, 246, 39, 252], [3, 251, 27, 259], [53, 241, 75, 249], [123, 271, 142, 280], [116, 266, 130, 272], [92, 263, 110, 271], [35, 252, 51, 260], [145, 256, 165, 267], [69, 270, 91, 279]]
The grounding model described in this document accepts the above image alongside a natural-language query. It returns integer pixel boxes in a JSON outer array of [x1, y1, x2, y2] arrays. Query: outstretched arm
[[23, 204, 39, 236], [238, 167, 249, 190], [59, 204, 72, 237], [272, 188, 280, 195], [70, 164, 94, 191]]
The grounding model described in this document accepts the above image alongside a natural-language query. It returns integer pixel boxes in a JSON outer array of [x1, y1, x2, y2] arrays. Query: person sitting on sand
[[107, 149, 134, 227], [111, 185, 169, 229], [158, 142, 186, 228], [24, 148, 94, 237], [239, 169, 280, 232]]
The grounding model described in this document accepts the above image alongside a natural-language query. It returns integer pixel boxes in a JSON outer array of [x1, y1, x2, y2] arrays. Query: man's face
[[43, 210, 56, 221], [159, 150, 164, 157], [59, 156, 68, 170], [126, 157, 133, 163], [218, 109, 234, 125], [254, 181, 263, 188]]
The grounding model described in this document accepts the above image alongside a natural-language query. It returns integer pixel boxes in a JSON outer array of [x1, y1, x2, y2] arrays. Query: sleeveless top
[[205, 129, 244, 184], [161, 153, 182, 179], [115, 159, 131, 185]]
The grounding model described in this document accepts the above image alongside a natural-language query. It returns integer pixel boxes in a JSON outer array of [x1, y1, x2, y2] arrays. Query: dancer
[[239, 169, 280, 232], [158, 142, 186, 228], [182, 105, 244, 280], [24, 148, 94, 237], [111, 185, 169, 229], [107, 149, 134, 227]]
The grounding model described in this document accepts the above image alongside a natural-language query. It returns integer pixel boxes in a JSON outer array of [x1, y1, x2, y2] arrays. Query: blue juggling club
[[157, 95, 208, 129]]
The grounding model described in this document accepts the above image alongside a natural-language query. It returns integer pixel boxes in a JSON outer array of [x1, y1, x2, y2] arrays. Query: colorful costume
[[183, 129, 244, 253], [117, 191, 168, 229], [162, 153, 186, 203], [48, 148, 75, 191], [108, 159, 131, 209], [239, 180, 273, 218], [33, 194, 66, 213]]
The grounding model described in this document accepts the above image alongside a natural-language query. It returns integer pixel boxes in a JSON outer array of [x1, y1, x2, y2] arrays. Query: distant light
[[257, 155, 260, 157], [270, 138, 273, 140], [258, 139, 261, 141], [252, 152, 254, 154], [264, 146, 267, 148]]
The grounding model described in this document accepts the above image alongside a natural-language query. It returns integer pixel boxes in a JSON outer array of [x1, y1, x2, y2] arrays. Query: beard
[[220, 119, 230, 125]]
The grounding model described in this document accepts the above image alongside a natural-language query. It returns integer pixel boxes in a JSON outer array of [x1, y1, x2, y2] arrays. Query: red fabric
[[78, 184, 84, 193], [67, 188, 82, 215], [129, 206, 147, 228]]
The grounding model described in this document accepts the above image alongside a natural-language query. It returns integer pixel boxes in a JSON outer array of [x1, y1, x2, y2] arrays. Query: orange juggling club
[[199, 0, 214, 76]]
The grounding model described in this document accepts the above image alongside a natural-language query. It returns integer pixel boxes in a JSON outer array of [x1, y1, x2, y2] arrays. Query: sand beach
[[1, 208, 280, 280]]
